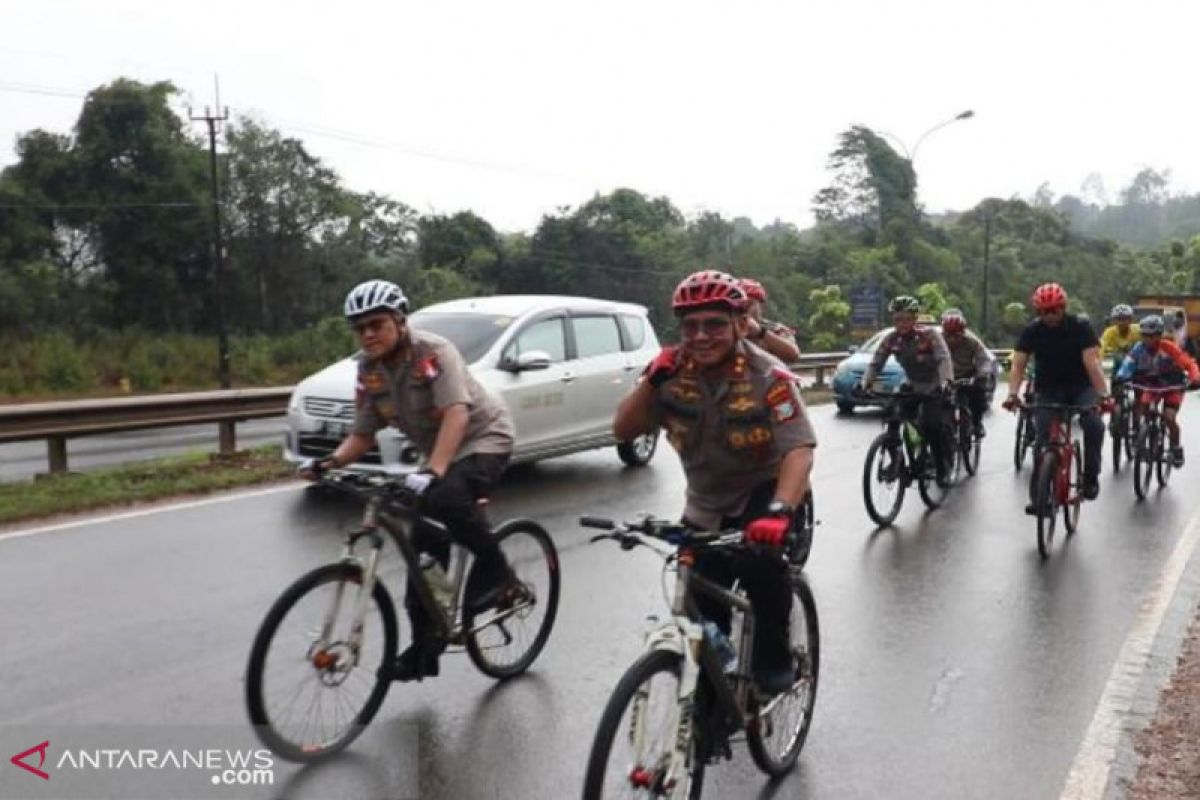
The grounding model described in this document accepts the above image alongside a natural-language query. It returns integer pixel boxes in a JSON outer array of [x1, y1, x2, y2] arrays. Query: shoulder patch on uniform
[[765, 379, 792, 406], [414, 354, 442, 382]]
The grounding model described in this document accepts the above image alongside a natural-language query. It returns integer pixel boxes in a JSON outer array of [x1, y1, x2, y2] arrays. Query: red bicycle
[[1026, 403, 1094, 558]]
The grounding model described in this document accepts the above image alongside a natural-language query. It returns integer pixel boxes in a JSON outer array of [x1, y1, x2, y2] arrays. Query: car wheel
[[836, 401, 855, 414], [617, 431, 658, 467]]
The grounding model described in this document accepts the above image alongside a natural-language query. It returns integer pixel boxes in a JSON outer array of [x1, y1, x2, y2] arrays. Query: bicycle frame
[[1028, 404, 1085, 506], [317, 477, 517, 665]]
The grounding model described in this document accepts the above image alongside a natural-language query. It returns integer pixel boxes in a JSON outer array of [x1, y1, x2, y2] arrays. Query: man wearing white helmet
[[300, 279, 516, 681]]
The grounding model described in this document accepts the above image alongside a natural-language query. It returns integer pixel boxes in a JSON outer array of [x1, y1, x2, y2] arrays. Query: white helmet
[[344, 279, 408, 319]]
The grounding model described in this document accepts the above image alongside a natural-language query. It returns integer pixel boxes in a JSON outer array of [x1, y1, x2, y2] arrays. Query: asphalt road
[[2, 400, 1199, 799], [0, 419, 288, 483]]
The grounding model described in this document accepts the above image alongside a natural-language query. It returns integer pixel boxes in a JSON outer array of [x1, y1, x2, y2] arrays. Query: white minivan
[[283, 295, 662, 473]]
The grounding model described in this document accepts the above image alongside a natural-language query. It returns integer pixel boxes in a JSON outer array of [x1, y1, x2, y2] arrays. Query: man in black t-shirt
[[1004, 283, 1113, 502]]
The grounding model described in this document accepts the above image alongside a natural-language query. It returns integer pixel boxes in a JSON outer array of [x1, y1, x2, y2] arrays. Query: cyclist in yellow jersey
[[1100, 304, 1140, 364]]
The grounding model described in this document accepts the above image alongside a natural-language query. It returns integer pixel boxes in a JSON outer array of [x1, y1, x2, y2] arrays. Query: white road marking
[[1060, 503, 1200, 798], [0, 483, 303, 541]]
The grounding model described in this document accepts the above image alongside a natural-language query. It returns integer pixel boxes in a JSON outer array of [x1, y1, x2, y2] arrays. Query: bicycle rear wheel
[[582, 649, 701, 800], [863, 434, 905, 526], [917, 440, 949, 510], [246, 563, 398, 762], [1063, 443, 1082, 534], [1035, 451, 1060, 558], [746, 575, 820, 777], [1012, 410, 1032, 472], [464, 519, 561, 679], [1133, 424, 1155, 500], [1110, 406, 1126, 472]]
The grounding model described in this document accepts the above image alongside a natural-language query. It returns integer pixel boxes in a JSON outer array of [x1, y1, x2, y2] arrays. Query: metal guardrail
[[0, 347, 1016, 475], [0, 387, 291, 474]]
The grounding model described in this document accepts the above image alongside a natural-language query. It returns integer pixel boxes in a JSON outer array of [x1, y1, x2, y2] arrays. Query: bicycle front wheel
[[958, 410, 980, 477], [464, 519, 561, 679], [1035, 451, 1060, 558], [746, 575, 820, 777], [1133, 424, 1155, 500], [582, 649, 700, 800], [863, 434, 905, 526], [1156, 427, 1174, 488], [917, 440, 949, 510], [246, 562, 398, 762]]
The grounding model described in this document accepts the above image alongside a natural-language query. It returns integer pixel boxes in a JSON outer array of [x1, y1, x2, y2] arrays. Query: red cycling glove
[[745, 515, 790, 547], [643, 346, 680, 388]]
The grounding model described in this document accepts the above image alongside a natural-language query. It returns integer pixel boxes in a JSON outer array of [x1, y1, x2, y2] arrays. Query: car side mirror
[[507, 350, 552, 372], [848, 345, 859, 354]]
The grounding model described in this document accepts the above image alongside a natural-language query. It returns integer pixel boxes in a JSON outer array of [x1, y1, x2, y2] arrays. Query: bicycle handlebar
[[317, 470, 422, 507], [580, 514, 746, 554]]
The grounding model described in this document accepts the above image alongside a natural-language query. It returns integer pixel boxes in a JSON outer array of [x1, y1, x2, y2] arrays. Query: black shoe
[[973, 424, 986, 440], [388, 642, 442, 682], [753, 662, 796, 697], [1172, 448, 1185, 468], [1083, 475, 1100, 500], [466, 567, 521, 614], [936, 469, 952, 489]]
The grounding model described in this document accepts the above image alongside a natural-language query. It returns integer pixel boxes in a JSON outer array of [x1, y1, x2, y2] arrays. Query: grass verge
[[0, 445, 294, 526]]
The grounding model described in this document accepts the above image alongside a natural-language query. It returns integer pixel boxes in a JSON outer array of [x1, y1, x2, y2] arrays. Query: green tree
[[807, 285, 849, 350]]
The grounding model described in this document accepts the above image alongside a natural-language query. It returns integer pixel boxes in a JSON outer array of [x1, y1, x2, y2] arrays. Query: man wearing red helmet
[[1004, 283, 1111, 502], [614, 269, 816, 695], [740, 278, 802, 363]]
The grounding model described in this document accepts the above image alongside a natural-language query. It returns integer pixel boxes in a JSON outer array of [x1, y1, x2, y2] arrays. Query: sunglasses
[[1037, 307, 1065, 317], [351, 316, 402, 335], [679, 316, 733, 338]]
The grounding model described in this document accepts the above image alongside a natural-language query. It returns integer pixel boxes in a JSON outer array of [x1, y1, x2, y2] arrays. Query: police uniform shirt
[[352, 328, 515, 459], [650, 341, 817, 530], [946, 331, 992, 380], [867, 326, 952, 390]]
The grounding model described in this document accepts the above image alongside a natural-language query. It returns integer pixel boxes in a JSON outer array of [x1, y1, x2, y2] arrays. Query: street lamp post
[[876, 110, 974, 221]]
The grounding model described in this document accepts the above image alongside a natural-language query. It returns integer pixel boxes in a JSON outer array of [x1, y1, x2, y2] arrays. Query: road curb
[[1105, 533, 1200, 799]]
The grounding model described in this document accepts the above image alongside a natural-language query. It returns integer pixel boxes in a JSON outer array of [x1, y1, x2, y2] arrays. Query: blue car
[[831, 326, 998, 413]]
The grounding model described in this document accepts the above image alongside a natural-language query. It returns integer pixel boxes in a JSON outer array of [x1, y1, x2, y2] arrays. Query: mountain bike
[[950, 378, 982, 477], [1129, 382, 1194, 500], [579, 514, 818, 799], [245, 471, 560, 762], [1026, 403, 1091, 558], [1013, 380, 1037, 471], [860, 387, 955, 526]]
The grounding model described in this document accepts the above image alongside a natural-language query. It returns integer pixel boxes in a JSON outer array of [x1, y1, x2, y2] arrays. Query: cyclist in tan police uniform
[[615, 270, 816, 694], [299, 279, 515, 681]]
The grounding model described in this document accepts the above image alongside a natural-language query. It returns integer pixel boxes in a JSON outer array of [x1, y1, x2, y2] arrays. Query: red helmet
[[672, 270, 748, 314], [1031, 283, 1068, 311], [940, 309, 966, 334], [740, 278, 767, 303]]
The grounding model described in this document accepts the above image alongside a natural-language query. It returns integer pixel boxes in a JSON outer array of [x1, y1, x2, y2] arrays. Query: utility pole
[[981, 213, 992, 337], [190, 86, 235, 454]]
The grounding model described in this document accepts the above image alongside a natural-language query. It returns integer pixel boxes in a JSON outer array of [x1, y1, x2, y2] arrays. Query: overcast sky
[[2, 0, 1195, 232]]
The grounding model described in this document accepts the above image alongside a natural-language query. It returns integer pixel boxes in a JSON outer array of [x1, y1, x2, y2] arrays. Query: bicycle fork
[[312, 499, 385, 673]]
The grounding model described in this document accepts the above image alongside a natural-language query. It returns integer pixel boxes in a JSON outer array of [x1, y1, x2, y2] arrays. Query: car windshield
[[408, 311, 514, 363]]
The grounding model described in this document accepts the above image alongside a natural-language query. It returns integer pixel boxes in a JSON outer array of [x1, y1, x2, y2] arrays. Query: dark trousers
[[406, 452, 510, 641], [691, 481, 805, 672], [958, 382, 987, 427], [901, 393, 950, 474], [1033, 387, 1103, 478]]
